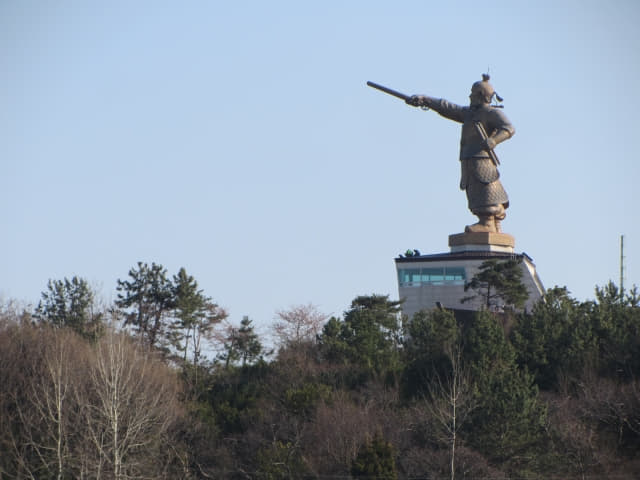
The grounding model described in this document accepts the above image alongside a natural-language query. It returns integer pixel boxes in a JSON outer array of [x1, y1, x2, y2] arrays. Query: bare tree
[[546, 392, 602, 479], [305, 387, 403, 477], [0, 296, 32, 326], [79, 328, 182, 479], [0, 317, 188, 479], [272, 303, 327, 348], [0, 325, 87, 479], [310, 392, 374, 475], [572, 372, 640, 476], [420, 345, 476, 480], [31, 330, 85, 479]]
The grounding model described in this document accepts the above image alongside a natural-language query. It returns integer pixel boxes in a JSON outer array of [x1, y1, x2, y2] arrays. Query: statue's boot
[[465, 215, 496, 233], [494, 205, 506, 233]]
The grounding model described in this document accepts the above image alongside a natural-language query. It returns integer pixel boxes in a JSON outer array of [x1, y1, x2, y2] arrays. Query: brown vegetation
[[1, 271, 639, 479]]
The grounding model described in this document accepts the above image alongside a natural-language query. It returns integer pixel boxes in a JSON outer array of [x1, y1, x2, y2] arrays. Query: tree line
[[1, 260, 639, 479]]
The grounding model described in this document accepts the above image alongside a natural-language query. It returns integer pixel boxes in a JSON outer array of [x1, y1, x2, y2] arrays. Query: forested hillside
[[1, 262, 639, 479]]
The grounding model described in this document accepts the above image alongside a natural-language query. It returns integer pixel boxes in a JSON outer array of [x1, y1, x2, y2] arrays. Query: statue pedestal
[[448, 232, 515, 253]]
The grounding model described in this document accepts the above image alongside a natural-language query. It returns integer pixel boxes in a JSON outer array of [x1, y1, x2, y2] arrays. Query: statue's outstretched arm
[[405, 95, 437, 109], [406, 95, 464, 123]]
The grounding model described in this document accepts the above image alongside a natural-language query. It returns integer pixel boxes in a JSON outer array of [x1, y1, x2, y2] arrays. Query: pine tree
[[402, 308, 460, 398], [115, 262, 174, 349], [34, 276, 103, 340], [351, 434, 398, 479], [591, 282, 640, 378], [318, 295, 403, 381], [220, 316, 264, 368], [171, 267, 227, 367], [463, 258, 529, 310], [463, 310, 547, 466], [511, 286, 597, 389]]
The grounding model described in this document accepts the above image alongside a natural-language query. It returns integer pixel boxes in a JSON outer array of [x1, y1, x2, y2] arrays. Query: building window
[[445, 267, 465, 283], [398, 269, 421, 286], [398, 267, 465, 287], [422, 268, 445, 284]]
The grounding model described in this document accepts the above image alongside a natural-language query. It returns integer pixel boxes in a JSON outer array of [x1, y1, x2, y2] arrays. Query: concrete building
[[395, 232, 544, 318]]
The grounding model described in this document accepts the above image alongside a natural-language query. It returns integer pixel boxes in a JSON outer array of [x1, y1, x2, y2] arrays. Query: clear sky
[[2, 1, 639, 334]]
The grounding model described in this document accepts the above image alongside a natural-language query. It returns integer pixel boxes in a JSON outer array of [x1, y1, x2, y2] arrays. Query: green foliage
[[463, 311, 547, 464], [318, 295, 403, 382], [206, 361, 270, 435], [590, 282, 640, 378], [115, 262, 174, 348], [463, 309, 516, 369], [237, 316, 264, 365], [351, 434, 398, 479], [317, 316, 350, 364], [468, 364, 547, 463], [171, 267, 227, 368], [12, 270, 640, 478], [171, 267, 207, 355], [219, 316, 265, 368], [34, 276, 103, 340], [511, 287, 598, 389], [257, 441, 308, 479], [512, 282, 640, 389], [284, 382, 330, 417], [463, 258, 529, 310], [402, 308, 460, 398]]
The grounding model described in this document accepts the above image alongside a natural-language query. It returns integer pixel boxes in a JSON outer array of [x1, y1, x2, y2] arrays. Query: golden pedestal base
[[448, 232, 515, 252]]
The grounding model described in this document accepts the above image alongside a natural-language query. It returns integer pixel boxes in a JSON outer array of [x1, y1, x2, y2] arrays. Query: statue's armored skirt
[[461, 158, 509, 212]]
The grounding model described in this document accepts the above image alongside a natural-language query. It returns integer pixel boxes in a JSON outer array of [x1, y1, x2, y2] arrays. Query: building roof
[[395, 250, 535, 264]]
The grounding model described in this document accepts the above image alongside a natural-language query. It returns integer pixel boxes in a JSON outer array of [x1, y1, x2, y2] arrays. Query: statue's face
[[469, 89, 485, 106], [469, 82, 493, 106]]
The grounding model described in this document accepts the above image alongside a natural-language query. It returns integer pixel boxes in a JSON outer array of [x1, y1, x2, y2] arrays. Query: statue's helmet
[[470, 74, 495, 104]]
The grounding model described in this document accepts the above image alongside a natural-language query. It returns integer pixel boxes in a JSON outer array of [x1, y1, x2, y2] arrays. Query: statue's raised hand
[[405, 95, 425, 107]]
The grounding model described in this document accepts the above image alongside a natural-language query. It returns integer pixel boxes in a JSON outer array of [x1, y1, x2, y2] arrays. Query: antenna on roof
[[620, 234, 625, 295]]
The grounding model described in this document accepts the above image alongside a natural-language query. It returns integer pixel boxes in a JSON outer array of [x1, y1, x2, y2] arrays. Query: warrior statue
[[405, 75, 515, 233]]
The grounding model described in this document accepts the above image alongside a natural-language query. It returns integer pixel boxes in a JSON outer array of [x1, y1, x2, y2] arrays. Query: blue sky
[[2, 1, 639, 333]]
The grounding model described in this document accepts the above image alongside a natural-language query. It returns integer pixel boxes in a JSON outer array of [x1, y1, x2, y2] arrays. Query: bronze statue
[[368, 75, 515, 233]]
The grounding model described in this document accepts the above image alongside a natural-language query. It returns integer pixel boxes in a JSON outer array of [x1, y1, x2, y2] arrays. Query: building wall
[[396, 255, 544, 318]]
